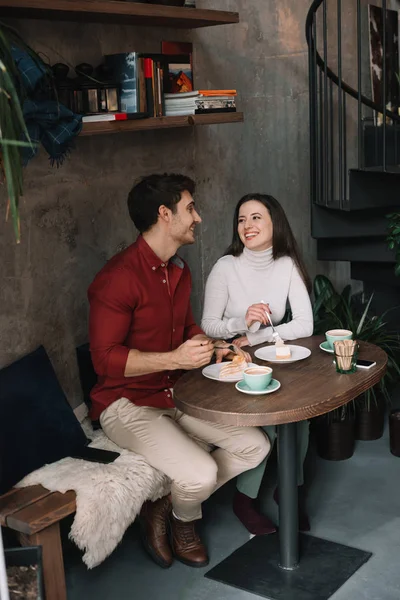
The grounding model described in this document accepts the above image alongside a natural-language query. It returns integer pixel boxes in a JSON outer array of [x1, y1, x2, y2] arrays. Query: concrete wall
[[188, 0, 352, 315], [0, 2, 351, 408]]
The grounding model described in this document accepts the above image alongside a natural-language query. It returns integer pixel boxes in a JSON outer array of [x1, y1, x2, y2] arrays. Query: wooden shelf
[[0, 0, 239, 28], [80, 112, 244, 136]]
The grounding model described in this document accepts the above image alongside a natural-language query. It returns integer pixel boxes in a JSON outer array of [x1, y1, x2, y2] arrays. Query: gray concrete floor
[[64, 425, 400, 600]]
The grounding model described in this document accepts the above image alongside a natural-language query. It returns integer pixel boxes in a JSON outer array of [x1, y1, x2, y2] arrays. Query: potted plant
[[312, 275, 400, 453], [0, 21, 37, 243], [314, 403, 356, 461], [387, 211, 400, 278], [1, 21, 81, 243]]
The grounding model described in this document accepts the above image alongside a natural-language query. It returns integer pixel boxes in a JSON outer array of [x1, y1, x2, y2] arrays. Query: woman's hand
[[233, 336, 250, 349], [245, 302, 271, 328]]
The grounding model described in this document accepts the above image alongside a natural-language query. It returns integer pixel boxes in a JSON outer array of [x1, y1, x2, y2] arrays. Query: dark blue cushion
[[75, 343, 102, 430], [75, 343, 96, 411], [0, 346, 88, 494]]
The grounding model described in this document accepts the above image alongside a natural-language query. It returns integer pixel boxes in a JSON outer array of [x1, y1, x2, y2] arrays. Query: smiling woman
[[237, 200, 273, 252], [201, 192, 314, 536]]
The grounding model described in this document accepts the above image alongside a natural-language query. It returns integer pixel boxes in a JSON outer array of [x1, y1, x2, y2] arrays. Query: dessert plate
[[254, 345, 311, 364], [235, 379, 281, 395], [202, 362, 258, 382]]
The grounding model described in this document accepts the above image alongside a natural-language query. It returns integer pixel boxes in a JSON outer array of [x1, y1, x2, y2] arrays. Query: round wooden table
[[174, 335, 387, 577]]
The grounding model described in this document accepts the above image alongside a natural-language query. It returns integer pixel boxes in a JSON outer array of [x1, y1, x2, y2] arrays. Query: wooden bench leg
[[19, 522, 67, 600]]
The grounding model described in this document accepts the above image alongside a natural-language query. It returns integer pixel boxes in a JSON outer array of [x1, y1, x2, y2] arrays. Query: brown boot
[[170, 514, 209, 568], [139, 496, 173, 568]]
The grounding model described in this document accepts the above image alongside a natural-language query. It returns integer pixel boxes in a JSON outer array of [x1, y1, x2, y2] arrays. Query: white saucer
[[235, 378, 281, 395], [254, 345, 311, 364], [202, 362, 258, 383]]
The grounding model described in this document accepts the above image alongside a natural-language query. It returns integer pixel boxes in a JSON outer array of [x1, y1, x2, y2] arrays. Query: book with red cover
[[161, 41, 193, 55], [144, 58, 154, 117], [161, 42, 193, 93]]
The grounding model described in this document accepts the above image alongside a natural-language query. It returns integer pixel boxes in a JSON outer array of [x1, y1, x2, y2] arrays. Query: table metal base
[[205, 533, 372, 600]]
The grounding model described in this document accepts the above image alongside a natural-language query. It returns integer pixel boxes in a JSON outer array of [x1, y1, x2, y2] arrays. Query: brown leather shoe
[[170, 514, 209, 568], [139, 496, 173, 568]]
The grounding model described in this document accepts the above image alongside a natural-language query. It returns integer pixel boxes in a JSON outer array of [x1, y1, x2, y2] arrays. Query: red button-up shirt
[[88, 235, 203, 420]]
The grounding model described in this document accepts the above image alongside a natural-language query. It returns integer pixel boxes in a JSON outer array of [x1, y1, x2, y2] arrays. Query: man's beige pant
[[100, 398, 270, 522]]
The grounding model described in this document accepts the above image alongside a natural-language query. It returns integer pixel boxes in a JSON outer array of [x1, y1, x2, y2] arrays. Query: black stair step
[[348, 169, 400, 210], [363, 124, 400, 169], [317, 237, 395, 263], [351, 263, 400, 288], [311, 204, 391, 239]]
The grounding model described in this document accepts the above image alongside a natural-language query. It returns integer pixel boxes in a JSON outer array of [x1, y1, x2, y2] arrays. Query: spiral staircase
[[306, 0, 400, 322]]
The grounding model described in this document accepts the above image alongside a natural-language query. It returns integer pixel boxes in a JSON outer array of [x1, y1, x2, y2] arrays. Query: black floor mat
[[206, 533, 372, 600]]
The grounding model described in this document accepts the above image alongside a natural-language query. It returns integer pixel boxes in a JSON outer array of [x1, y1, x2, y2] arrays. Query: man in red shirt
[[88, 173, 269, 569]]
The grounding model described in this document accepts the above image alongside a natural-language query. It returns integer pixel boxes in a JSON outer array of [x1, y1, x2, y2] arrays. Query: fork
[[266, 313, 280, 342], [260, 300, 280, 342], [214, 344, 244, 357]]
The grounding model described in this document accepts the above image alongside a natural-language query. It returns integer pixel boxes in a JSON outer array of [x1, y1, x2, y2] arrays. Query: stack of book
[[165, 91, 199, 116], [195, 90, 237, 114], [103, 51, 194, 119], [79, 48, 238, 121]]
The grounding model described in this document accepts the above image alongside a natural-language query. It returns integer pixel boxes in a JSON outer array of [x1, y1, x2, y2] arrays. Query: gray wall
[[0, 2, 350, 408], [188, 0, 351, 315]]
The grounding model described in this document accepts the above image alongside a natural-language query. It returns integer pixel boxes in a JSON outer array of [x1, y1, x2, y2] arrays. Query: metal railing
[[306, 0, 400, 208]]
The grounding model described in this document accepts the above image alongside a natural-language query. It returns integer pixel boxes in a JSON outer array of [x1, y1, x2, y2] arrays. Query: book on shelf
[[161, 42, 193, 94], [104, 52, 141, 113], [102, 50, 237, 119], [83, 113, 117, 122], [196, 99, 236, 109], [161, 42, 193, 55], [163, 90, 237, 116], [195, 90, 237, 113], [82, 113, 148, 123], [164, 90, 199, 116], [198, 89, 237, 97], [195, 107, 237, 114]]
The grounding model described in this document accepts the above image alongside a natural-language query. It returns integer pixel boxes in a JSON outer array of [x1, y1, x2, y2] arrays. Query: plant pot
[[389, 410, 400, 457], [5, 546, 44, 600], [316, 416, 356, 461], [355, 401, 385, 441]]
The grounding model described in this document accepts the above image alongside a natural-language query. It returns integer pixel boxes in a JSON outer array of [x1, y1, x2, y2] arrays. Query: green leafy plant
[[386, 212, 400, 277], [0, 21, 40, 242], [313, 274, 400, 410]]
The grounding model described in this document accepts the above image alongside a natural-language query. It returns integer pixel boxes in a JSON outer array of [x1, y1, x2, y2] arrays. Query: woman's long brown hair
[[225, 193, 312, 293]]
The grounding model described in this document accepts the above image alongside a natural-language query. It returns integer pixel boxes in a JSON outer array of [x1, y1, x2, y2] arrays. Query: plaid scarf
[[12, 47, 82, 166]]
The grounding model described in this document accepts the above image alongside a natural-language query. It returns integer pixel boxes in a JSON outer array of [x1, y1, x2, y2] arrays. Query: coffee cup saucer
[[235, 379, 281, 395], [319, 341, 334, 354]]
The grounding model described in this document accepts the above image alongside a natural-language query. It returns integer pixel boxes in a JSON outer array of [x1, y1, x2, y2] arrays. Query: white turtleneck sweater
[[201, 247, 313, 346]]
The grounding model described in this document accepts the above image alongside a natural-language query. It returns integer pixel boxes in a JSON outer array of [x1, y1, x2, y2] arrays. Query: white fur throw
[[16, 420, 170, 568]]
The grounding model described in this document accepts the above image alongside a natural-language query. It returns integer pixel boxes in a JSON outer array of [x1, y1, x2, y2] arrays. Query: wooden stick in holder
[[333, 339, 357, 371]]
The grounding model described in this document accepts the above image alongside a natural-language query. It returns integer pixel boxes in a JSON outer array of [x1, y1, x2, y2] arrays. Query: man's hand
[[245, 302, 271, 328], [213, 340, 251, 364], [172, 339, 214, 370]]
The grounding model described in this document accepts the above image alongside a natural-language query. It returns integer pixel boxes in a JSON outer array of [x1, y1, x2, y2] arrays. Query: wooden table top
[[173, 336, 387, 426]]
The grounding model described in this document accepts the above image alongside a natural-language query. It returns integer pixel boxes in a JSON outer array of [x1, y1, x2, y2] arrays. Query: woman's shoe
[[273, 486, 310, 532], [233, 490, 277, 535]]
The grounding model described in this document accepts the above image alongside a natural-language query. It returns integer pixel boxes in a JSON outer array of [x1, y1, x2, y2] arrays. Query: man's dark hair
[[127, 173, 196, 233]]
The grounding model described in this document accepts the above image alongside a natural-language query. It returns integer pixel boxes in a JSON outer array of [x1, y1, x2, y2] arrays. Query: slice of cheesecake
[[220, 355, 247, 378], [275, 339, 291, 360]]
